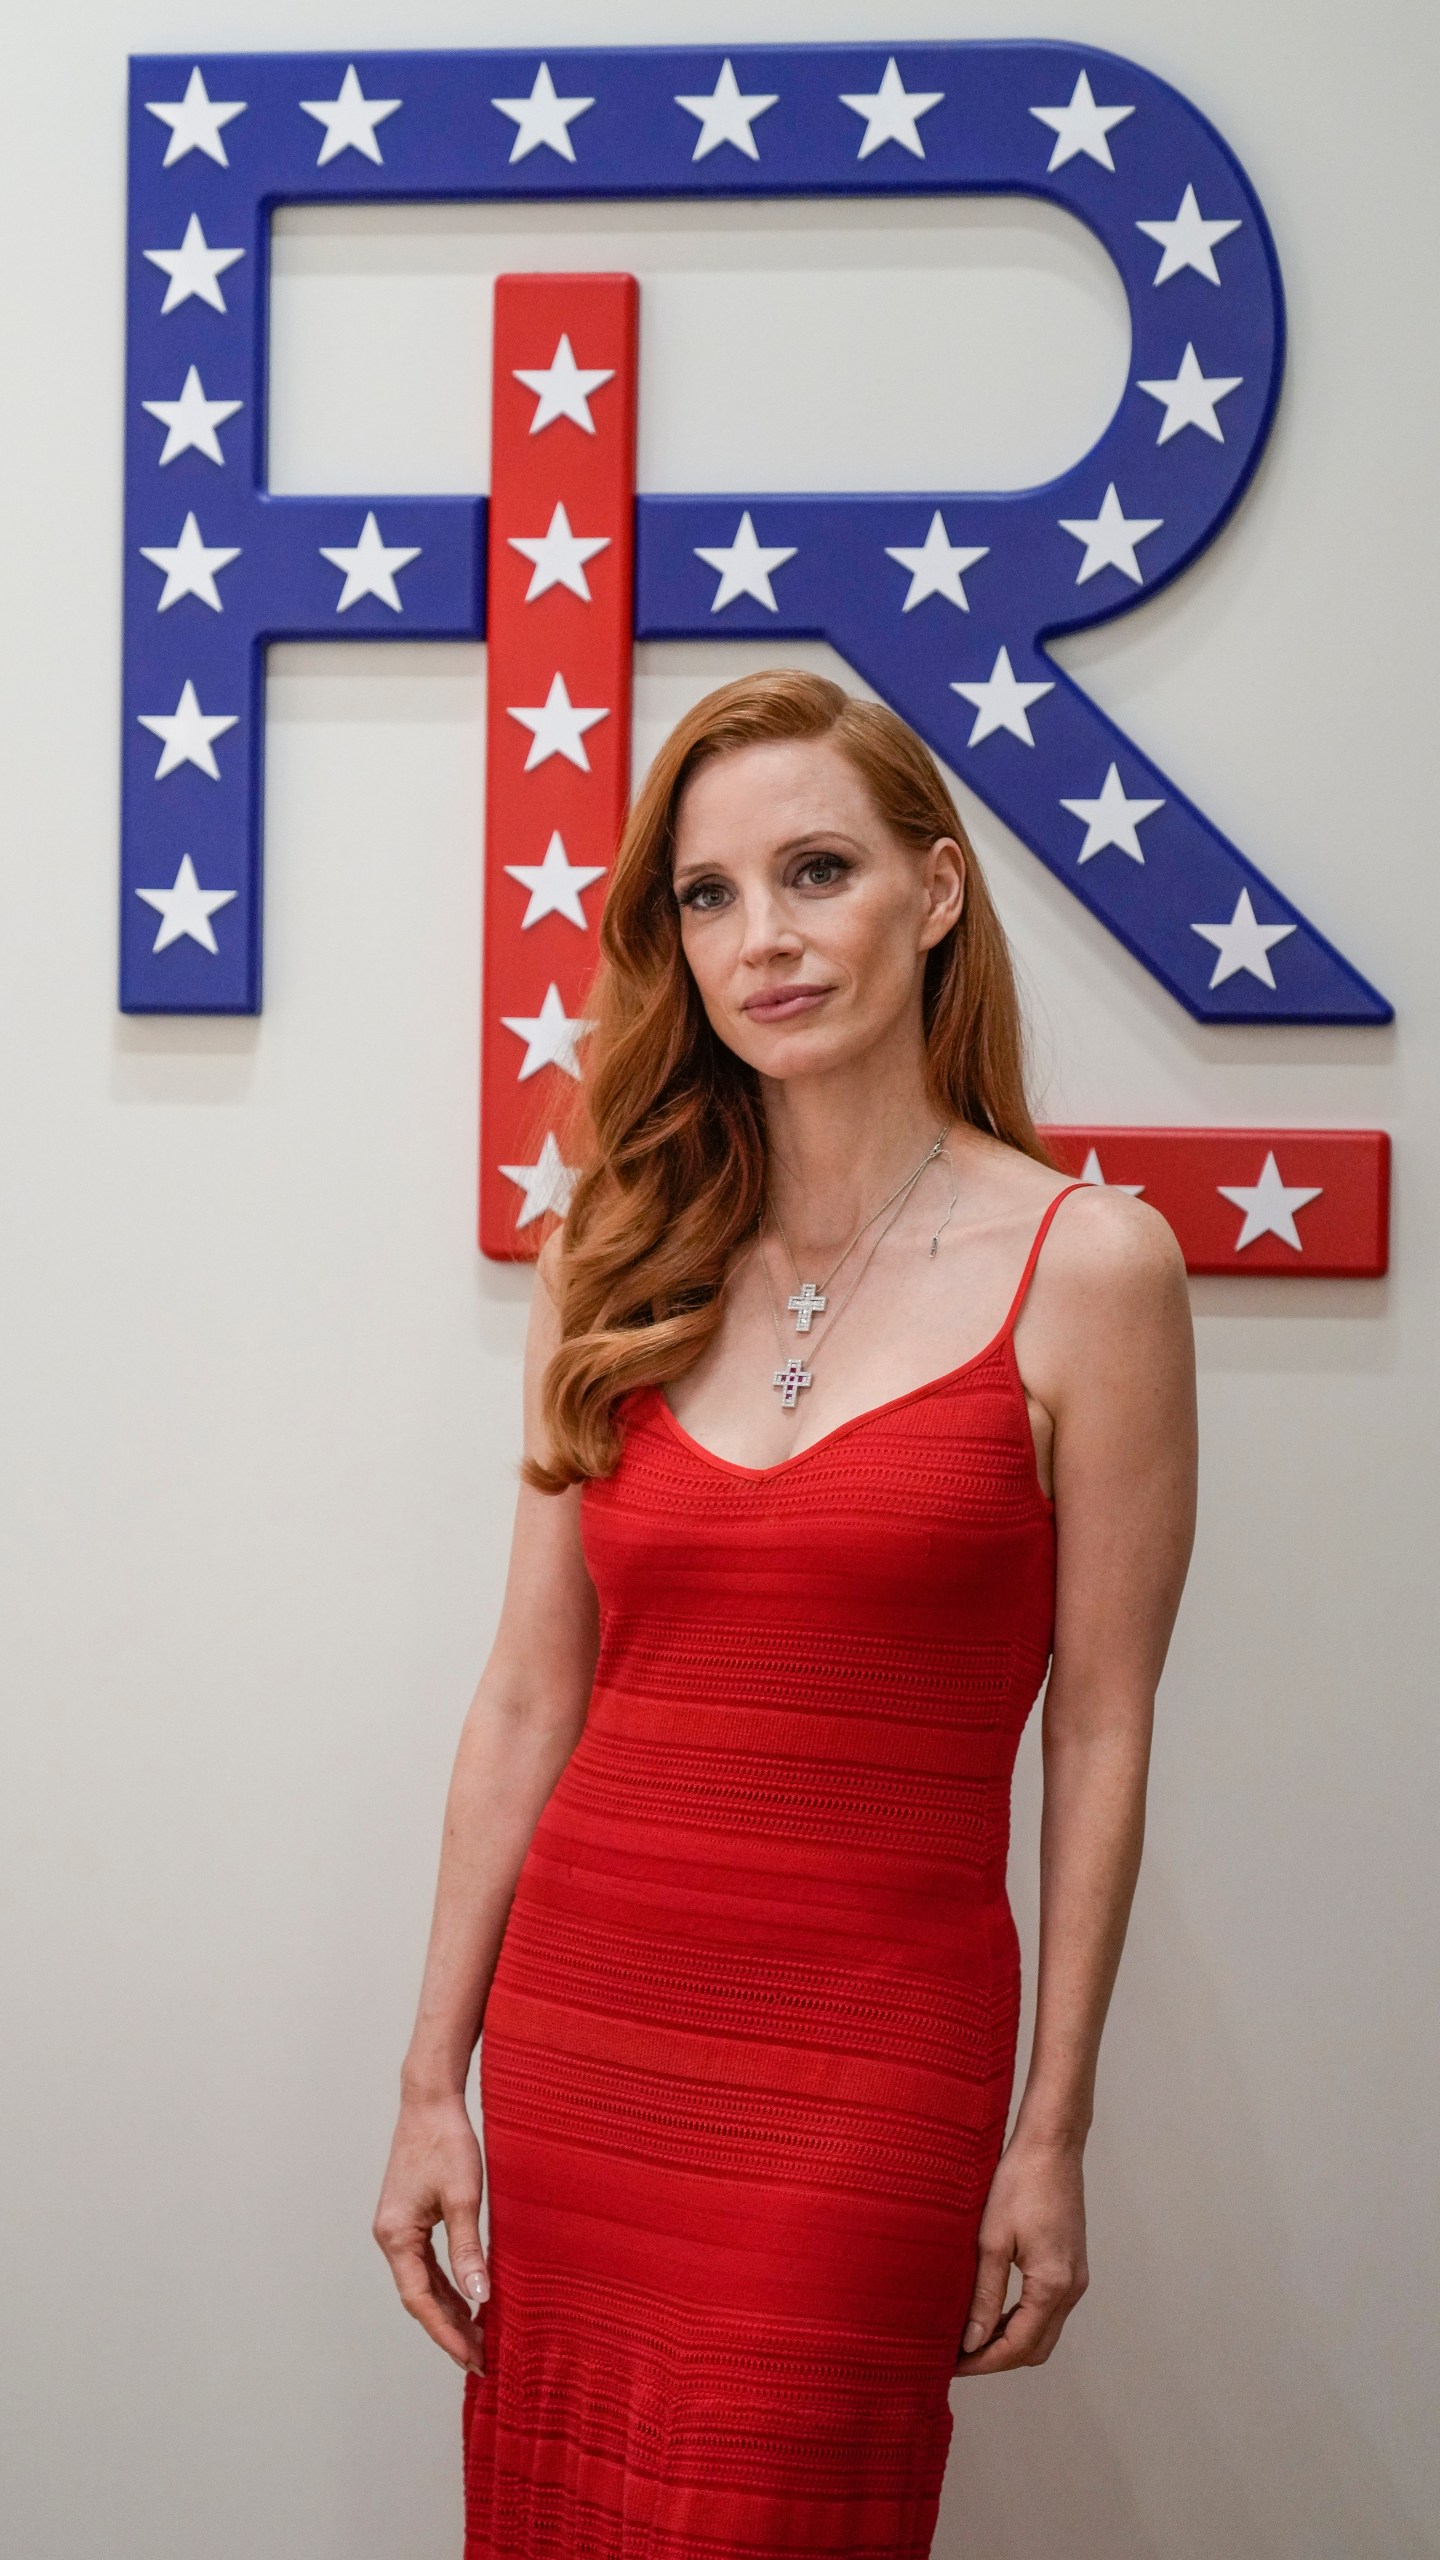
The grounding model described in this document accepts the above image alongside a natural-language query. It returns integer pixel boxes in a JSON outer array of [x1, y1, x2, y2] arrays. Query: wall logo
[[120, 42, 1389, 1267]]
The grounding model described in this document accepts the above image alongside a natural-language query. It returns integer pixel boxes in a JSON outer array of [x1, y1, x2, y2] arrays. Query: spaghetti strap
[[997, 1179, 1090, 1342]]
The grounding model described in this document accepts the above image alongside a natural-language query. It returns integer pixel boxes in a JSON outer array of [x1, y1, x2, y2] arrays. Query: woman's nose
[[736, 889, 801, 965]]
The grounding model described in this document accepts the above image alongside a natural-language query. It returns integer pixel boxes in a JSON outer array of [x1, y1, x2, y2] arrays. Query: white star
[[839, 57, 944, 159], [145, 67, 247, 167], [142, 365, 242, 466], [884, 513, 989, 612], [500, 982, 595, 1082], [135, 853, 237, 955], [694, 511, 797, 613], [137, 679, 238, 781], [1137, 184, 1242, 287], [1079, 1147, 1145, 1196], [1217, 1152, 1323, 1253], [139, 512, 240, 613], [492, 63, 594, 164], [500, 1131, 578, 1228], [319, 511, 421, 612], [1137, 343, 1244, 445], [1191, 887, 1296, 989], [508, 673, 609, 772], [1060, 764, 1165, 864], [506, 831, 606, 930], [1029, 69, 1134, 172], [1059, 483, 1164, 586], [675, 59, 778, 160], [950, 646, 1054, 747], [143, 214, 244, 316], [513, 334, 615, 435], [300, 64, 402, 166], [508, 501, 610, 602]]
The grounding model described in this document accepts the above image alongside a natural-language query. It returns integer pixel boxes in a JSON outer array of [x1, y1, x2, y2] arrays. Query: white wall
[[2, 4, 1435, 2557]]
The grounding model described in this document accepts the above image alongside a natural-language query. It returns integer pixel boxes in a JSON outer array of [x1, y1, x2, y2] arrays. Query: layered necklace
[[758, 1130, 957, 1406]]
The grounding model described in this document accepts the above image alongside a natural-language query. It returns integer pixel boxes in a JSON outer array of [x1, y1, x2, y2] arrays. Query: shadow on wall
[[112, 1011, 260, 1106], [943, 1860, 1428, 2560]]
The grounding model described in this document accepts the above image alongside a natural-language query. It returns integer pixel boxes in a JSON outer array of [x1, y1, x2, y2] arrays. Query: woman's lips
[[743, 984, 833, 1022]]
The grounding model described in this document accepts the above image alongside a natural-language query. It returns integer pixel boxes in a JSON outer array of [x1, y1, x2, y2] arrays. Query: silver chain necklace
[[767, 1130, 949, 1336], [759, 1138, 959, 1407]]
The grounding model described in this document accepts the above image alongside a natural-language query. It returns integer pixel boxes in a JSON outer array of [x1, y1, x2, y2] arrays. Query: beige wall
[[2, 3, 1435, 2555]]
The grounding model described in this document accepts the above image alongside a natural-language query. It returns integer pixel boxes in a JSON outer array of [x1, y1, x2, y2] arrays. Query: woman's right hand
[[373, 2091, 490, 2377]]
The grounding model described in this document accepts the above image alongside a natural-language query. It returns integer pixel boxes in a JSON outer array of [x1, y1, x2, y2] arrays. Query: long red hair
[[527, 670, 1055, 1490]]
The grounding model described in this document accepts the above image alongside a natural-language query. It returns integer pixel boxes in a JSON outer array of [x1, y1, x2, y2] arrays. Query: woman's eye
[[797, 855, 849, 887], [678, 880, 729, 912]]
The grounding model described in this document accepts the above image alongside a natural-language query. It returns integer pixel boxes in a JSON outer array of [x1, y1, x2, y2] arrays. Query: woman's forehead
[[674, 736, 877, 838]]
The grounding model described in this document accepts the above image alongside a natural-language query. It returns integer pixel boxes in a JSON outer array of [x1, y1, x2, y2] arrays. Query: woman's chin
[[726, 1020, 862, 1081]]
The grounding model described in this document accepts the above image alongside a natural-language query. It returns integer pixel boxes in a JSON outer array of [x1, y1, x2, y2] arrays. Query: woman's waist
[[499, 1835, 1022, 2059], [587, 1604, 1050, 1734], [576, 1682, 1033, 1786], [529, 1715, 1022, 1903]]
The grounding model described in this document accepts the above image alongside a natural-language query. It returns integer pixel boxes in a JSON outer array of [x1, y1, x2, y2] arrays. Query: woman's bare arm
[[372, 1242, 598, 2377], [958, 1191, 1197, 2373]]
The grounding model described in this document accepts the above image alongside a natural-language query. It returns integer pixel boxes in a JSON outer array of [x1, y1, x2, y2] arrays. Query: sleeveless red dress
[[464, 1181, 1086, 2559]]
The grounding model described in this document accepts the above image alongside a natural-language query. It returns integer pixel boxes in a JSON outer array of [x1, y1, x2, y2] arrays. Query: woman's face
[[670, 736, 965, 1084]]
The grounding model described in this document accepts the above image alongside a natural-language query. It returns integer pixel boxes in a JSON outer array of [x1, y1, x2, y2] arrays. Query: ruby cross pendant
[[772, 1358, 813, 1409]]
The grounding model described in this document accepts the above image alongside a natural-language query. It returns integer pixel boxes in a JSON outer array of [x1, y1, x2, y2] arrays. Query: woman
[[375, 671, 1197, 2557]]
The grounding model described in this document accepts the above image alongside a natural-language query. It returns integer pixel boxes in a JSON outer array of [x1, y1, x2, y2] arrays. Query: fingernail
[[962, 2321, 986, 2351], [464, 2270, 490, 2314]]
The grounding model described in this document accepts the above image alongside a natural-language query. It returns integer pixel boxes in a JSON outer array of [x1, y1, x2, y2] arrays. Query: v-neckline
[[643, 1178, 1087, 1499], [651, 1326, 1052, 1504]]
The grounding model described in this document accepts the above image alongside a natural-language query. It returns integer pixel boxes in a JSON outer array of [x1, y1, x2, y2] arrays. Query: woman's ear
[[919, 837, 967, 950]]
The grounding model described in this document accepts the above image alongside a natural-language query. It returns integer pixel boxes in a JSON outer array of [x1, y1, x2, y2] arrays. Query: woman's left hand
[[953, 2132, 1089, 2374]]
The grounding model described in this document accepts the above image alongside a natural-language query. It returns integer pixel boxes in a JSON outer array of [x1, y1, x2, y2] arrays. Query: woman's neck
[[760, 1052, 951, 1257]]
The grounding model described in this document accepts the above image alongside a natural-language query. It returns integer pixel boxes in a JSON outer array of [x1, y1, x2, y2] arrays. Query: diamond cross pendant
[[772, 1357, 813, 1409], [786, 1281, 827, 1333]]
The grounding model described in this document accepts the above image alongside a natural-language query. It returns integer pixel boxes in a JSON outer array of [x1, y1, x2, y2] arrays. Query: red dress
[[464, 1181, 1086, 2559]]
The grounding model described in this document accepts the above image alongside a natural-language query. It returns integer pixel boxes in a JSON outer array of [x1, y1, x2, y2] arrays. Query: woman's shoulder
[[1008, 1164, 1191, 1387], [975, 1140, 1187, 1321], [1039, 1172, 1184, 1296]]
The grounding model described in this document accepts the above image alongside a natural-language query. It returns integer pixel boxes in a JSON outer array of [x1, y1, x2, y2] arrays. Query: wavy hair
[[526, 670, 1055, 1490]]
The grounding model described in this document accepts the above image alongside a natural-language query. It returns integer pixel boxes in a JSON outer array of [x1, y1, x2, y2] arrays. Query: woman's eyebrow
[[773, 829, 866, 856], [672, 829, 865, 886]]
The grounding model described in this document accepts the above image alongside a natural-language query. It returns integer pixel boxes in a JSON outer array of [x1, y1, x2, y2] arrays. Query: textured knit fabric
[[463, 1181, 1087, 2560]]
